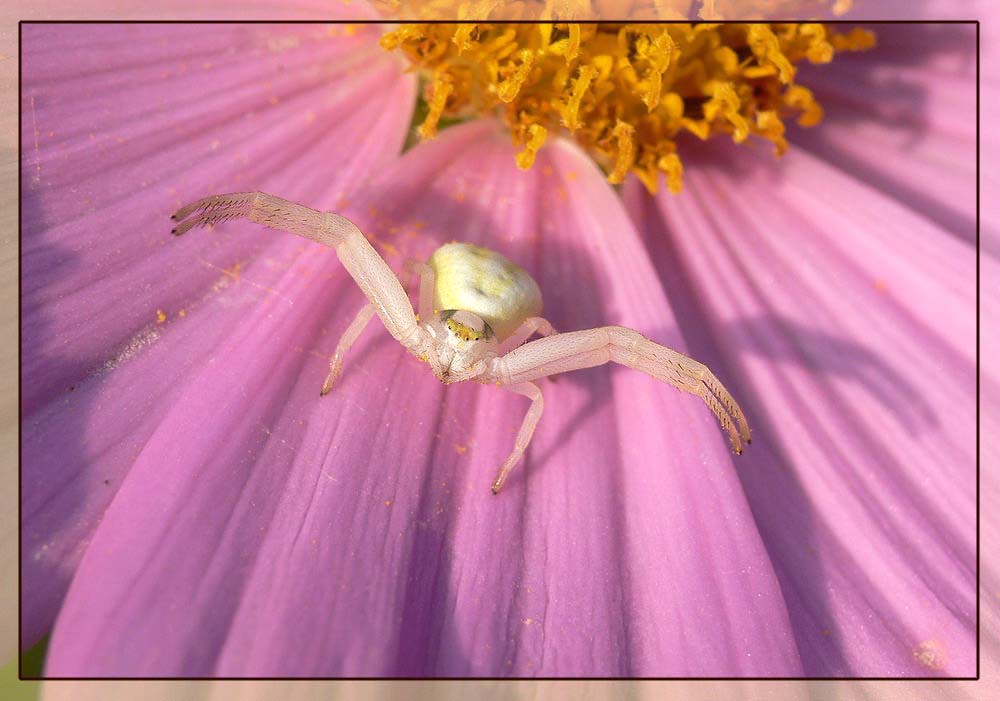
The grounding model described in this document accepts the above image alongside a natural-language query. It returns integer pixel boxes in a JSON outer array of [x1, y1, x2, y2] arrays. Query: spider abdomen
[[429, 242, 541, 341]]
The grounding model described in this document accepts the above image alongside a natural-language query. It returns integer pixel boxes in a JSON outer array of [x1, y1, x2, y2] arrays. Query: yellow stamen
[[453, 24, 477, 53], [704, 81, 750, 143], [658, 152, 684, 195], [545, 21, 582, 61], [562, 64, 595, 131], [566, 23, 581, 61], [516, 123, 548, 170], [632, 29, 676, 111], [419, 72, 453, 140], [755, 110, 787, 155], [747, 24, 795, 84], [382, 22, 875, 193], [497, 49, 535, 103], [831, 27, 878, 51], [608, 121, 636, 184], [800, 24, 834, 64], [783, 85, 824, 127]]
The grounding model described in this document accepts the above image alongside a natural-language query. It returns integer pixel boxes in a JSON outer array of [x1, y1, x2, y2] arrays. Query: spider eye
[[441, 310, 494, 342], [446, 317, 482, 342]]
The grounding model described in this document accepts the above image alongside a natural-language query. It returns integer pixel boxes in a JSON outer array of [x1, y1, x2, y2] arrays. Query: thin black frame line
[[16, 18, 982, 684], [974, 17, 982, 684], [17, 15, 24, 684], [15, 19, 986, 25], [19, 676, 987, 682]]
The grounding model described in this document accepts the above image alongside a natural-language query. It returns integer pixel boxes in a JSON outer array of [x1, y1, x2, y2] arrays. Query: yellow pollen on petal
[[381, 22, 874, 193]]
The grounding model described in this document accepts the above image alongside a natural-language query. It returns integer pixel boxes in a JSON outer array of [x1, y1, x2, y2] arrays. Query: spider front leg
[[321, 303, 376, 396], [491, 382, 544, 494], [501, 316, 557, 353], [172, 191, 429, 357], [488, 326, 750, 454], [402, 258, 435, 322], [324, 259, 435, 394]]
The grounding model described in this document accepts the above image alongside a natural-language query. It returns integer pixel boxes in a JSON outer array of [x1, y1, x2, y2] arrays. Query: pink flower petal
[[22, 22, 415, 647], [44, 121, 802, 676], [623, 133, 976, 676], [793, 24, 982, 247]]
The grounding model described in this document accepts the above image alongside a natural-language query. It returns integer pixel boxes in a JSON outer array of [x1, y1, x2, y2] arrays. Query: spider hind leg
[[608, 331, 751, 453], [171, 192, 260, 235]]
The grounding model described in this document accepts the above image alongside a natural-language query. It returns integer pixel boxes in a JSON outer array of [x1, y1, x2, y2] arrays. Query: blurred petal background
[[3, 0, 998, 698]]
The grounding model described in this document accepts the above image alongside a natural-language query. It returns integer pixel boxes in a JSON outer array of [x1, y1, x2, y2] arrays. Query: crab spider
[[172, 191, 750, 493]]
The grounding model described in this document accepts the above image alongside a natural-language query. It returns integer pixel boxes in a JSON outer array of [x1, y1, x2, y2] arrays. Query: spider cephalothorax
[[426, 309, 498, 383], [173, 191, 750, 493]]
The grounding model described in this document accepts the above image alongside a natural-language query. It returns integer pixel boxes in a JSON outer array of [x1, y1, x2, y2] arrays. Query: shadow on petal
[[623, 130, 976, 676]]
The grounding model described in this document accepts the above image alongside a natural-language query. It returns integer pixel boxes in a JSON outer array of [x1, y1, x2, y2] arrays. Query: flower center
[[381, 23, 874, 193]]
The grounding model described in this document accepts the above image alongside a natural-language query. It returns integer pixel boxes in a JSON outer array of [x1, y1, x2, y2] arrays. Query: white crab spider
[[172, 191, 750, 493]]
